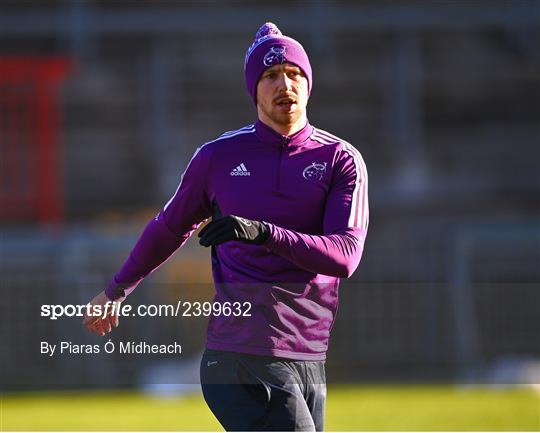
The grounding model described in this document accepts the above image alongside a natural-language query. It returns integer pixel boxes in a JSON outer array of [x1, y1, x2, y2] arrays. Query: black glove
[[198, 215, 270, 247]]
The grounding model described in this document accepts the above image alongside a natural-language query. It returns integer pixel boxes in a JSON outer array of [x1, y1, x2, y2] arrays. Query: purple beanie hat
[[244, 22, 312, 104]]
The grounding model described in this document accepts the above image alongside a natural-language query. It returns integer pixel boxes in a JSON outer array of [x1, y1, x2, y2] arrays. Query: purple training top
[[105, 120, 369, 361]]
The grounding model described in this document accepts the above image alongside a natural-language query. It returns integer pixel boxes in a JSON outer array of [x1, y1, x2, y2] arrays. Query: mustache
[[273, 94, 297, 104]]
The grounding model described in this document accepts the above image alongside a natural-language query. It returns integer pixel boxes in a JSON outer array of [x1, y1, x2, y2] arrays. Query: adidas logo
[[230, 163, 251, 176]]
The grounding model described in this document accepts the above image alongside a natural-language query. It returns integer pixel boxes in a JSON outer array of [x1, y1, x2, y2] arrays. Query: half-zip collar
[[255, 120, 313, 148]]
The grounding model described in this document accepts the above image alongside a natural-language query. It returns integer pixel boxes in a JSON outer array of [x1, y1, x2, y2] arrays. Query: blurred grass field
[[1, 385, 538, 431]]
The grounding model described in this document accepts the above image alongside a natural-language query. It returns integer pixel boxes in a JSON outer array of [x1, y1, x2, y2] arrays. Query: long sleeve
[[105, 145, 213, 300], [264, 145, 368, 278]]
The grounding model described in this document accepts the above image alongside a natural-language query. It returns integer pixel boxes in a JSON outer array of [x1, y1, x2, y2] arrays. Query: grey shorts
[[200, 349, 326, 431]]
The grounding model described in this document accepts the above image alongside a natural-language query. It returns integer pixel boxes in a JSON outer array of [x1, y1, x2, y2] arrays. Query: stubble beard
[[268, 104, 304, 129]]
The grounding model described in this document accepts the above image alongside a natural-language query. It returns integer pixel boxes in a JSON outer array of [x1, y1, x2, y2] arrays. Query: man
[[84, 22, 368, 431]]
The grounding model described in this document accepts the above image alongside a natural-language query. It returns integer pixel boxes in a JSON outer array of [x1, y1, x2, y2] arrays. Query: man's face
[[256, 63, 309, 132]]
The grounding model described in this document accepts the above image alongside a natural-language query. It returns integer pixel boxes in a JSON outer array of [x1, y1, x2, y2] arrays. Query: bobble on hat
[[244, 22, 313, 104], [256, 22, 282, 39], [244, 22, 283, 68]]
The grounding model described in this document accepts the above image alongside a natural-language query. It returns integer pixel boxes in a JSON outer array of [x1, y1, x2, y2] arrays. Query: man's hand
[[82, 291, 120, 336], [198, 215, 269, 247]]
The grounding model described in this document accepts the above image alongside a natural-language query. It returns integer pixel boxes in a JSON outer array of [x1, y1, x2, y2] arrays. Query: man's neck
[[257, 115, 307, 137]]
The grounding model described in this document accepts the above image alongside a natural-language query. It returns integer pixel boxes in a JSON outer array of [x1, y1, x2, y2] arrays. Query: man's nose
[[276, 72, 293, 91]]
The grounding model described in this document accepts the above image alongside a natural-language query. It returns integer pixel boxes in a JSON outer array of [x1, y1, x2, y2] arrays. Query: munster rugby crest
[[263, 45, 287, 66], [303, 162, 327, 181]]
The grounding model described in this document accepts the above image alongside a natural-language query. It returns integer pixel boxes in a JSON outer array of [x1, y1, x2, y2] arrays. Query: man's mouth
[[275, 98, 297, 108], [276, 97, 296, 105]]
